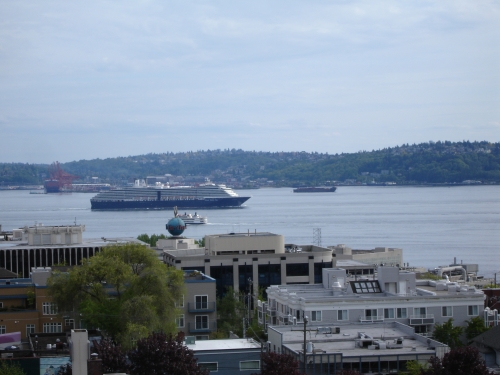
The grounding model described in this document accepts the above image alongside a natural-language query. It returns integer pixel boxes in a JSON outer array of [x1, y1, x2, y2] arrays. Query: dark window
[[258, 264, 281, 295], [314, 261, 332, 283], [210, 265, 234, 296], [286, 263, 309, 277], [239, 265, 253, 293]]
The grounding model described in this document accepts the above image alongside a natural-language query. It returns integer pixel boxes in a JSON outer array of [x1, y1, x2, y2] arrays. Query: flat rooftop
[[275, 323, 441, 357], [0, 237, 144, 249], [186, 338, 261, 351], [206, 232, 279, 238]]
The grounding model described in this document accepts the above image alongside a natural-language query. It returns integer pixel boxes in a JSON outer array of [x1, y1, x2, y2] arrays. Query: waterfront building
[[259, 266, 485, 335], [161, 231, 335, 296], [0, 224, 143, 278]]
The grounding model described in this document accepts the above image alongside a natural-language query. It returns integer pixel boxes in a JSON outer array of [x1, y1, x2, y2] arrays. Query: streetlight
[[303, 315, 309, 373]]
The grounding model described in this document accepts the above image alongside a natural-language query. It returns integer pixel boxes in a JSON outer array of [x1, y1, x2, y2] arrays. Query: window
[[397, 308, 407, 319], [195, 315, 208, 330], [195, 335, 209, 340], [65, 319, 75, 328], [351, 280, 381, 294], [384, 308, 395, 319], [195, 295, 208, 310], [414, 307, 426, 318], [176, 295, 184, 308], [337, 310, 348, 321], [311, 311, 322, 322], [0, 326, 5, 334], [442, 306, 453, 317], [365, 309, 378, 319], [199, 362, 218, 371], [26, 324, 35, 337], [42, 302, 58, 315], [468, 305, 479, 316], [240, 360, 260, 370], [43, 323, 62, 333], [176, 314, 185, 328]]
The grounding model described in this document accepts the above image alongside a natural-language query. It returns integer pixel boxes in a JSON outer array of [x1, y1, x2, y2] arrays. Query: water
[[1, 186, 498, 277]]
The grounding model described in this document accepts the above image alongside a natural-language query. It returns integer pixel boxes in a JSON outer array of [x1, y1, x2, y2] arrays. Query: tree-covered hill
[[1, 141, 499, 186]]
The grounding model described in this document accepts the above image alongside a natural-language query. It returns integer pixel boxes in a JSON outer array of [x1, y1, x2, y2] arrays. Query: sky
[[1, 1, 499, 164]]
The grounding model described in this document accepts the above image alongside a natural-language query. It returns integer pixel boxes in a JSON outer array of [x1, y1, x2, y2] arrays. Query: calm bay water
[[0, 186, 498, 277]]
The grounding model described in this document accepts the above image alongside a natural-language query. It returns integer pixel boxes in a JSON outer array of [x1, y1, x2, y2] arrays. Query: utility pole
[[247, 278, 253, 327], [303, 315, 308, 373]]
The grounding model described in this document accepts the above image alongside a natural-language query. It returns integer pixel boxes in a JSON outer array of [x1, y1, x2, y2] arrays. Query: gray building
[[260, 266, 485, 335], [267, 322, 448, 374], [186, 337, 262, 374], [178, 271, 217, 340]]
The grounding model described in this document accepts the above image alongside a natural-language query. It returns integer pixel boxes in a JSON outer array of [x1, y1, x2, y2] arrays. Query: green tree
[[423, 346, 494, 375], [0, 361, 26, 375], [431, 318, 463, 348], [48, 243, 184, 347], [405, 360, 428, 375], [136, 233, 167, 247], [465, 316, 489, 343], [216, 287, 246, 337]]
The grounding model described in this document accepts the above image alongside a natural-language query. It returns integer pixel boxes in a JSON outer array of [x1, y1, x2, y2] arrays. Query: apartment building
[[0, 268, 68, 340], [260, 266, 485, 335], [178, 271, 217, 340]]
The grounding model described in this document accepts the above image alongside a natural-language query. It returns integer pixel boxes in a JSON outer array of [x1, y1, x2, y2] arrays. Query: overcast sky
[[1, 1, 499, 164]]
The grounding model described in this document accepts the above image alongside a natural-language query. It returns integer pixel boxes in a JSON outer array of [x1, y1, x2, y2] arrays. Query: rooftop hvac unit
[[185, 336, 196, 345]]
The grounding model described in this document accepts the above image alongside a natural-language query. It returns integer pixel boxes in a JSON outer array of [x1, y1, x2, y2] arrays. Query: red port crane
[[45, 162, 79, 192]]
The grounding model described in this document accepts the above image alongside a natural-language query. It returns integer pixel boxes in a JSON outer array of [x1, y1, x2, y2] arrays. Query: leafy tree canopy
[[48, 243, 184, 347], [127, 332, 208, 375], [465, 316, 490, 343], [431, 318, 463, 348], [253, 351, 304, 375], [0, 361, 26, 375], [422, 346, 494, 375], [2, 141, 500, 185]]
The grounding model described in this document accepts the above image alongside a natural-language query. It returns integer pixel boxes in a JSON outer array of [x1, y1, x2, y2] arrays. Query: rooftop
[[186, 338, 261, 351], [273, 322, 445, 357], [0, 237, 144, 249]]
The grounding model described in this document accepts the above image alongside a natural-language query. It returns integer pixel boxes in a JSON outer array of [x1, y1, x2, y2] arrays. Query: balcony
[[410, 314, 435, 325], [187, 302, 216, 313], [359, 316, 384, 323], [188, 321, 217, 334]]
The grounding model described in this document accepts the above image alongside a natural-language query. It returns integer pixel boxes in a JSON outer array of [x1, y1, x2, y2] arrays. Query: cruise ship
[[90, 183, 250, 210]]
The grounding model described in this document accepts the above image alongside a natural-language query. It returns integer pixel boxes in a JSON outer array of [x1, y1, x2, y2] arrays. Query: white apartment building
[[260, 266, 485, 335]]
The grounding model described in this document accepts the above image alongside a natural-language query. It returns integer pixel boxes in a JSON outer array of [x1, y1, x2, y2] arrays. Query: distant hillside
[[1, 141, 499, 186]]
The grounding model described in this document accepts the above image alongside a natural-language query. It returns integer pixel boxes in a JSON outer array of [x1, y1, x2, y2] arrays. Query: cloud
[[0, 0, 498, 163]]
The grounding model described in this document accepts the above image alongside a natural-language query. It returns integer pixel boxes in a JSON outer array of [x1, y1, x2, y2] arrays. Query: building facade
[[161, 232, 335, 296], [260, 266, 485, 335], [0, 224, 143, 278], [0, 268, 68, 340], [178, 271, 217, 340], [267, 322, 448, 374]]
